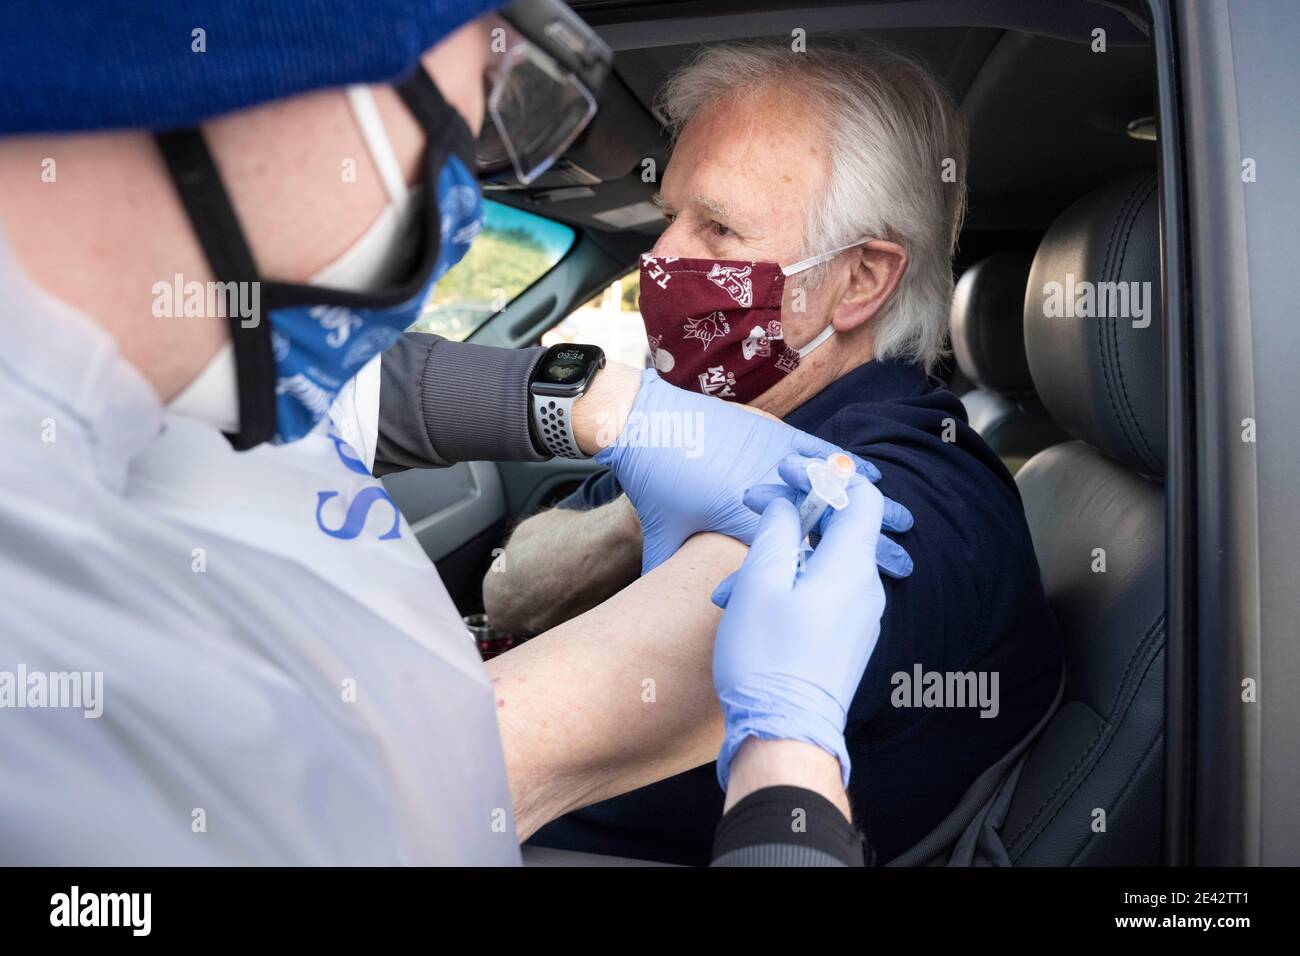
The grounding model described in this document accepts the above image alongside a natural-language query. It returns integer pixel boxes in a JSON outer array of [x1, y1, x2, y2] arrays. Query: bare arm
[[482, 494, 642, 636], [709, 741, 865, 867], [486, 530, 746, 840], [723, 739, 852, 819]]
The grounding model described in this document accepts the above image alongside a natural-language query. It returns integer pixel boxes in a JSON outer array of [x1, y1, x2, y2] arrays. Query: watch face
[[533, 344, 604, 396]]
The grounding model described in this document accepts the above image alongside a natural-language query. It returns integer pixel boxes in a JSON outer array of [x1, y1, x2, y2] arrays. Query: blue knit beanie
[[0, 1, 505, 135]]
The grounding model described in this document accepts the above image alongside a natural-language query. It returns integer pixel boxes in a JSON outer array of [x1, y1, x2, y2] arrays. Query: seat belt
[[886, 669, 1066, 867]]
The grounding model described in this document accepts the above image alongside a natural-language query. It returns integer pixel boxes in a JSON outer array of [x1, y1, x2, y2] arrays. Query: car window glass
[[413, 199, 575, 341], [540, 271, 647, 368]]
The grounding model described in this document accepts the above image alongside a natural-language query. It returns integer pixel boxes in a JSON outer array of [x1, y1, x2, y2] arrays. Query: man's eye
[[709, 221, 732, 239]]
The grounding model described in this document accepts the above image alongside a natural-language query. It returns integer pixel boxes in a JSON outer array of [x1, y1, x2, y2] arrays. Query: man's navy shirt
[[529, 359, 1064, 865]]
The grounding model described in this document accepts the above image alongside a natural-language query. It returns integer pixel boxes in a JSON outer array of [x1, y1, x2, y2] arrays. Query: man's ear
[[831, 240, 908, 333]]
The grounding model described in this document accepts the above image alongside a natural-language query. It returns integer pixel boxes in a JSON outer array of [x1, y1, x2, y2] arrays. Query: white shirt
[[0, 233, 519, 865]]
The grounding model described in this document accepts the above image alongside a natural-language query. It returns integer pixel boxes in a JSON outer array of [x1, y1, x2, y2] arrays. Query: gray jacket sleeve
[[374, 332, 549, 476]]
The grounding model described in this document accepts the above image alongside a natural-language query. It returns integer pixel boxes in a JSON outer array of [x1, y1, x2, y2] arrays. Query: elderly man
[[487, 42, 1064, 864]]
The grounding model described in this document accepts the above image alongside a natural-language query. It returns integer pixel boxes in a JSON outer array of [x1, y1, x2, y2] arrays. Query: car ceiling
[[490, 0, 1157, 251]]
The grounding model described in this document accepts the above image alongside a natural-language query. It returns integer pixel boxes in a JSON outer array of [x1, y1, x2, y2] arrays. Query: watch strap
[[532, 393, 583, 459]]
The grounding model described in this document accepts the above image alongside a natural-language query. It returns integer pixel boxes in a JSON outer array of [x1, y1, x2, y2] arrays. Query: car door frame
[[1155, 0, 1299, 866]]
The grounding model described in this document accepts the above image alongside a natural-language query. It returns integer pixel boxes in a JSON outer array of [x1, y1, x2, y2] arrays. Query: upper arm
[[488, 530, 748, 717], [486, 530, 749, 826], [492, 529, 746, 669], [649, 531, 748, 600]]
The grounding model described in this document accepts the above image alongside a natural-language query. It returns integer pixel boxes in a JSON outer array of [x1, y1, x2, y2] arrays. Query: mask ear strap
[[796, 322, 836, 358], [782, 237, 874, 276], [154, 128, 276, 450], [345, 86, 409, 205], [395, 66, 477, 169]]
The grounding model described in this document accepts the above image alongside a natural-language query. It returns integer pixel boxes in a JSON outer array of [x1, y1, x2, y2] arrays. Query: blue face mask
[[157, 67, 482, 449], [269, 151, 481, 444]]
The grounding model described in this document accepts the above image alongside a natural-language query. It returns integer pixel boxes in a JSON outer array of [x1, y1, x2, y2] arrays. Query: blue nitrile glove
[[595, 369, 913, 576], [710, 476, 888, 791], [711, 451, 897, 605]]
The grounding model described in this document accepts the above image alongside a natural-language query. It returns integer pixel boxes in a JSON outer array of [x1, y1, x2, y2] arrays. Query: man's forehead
[[661, 89, 827, 216]]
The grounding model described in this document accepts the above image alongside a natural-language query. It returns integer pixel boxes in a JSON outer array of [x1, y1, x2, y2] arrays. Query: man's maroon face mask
[[637, 239, 870, 403]]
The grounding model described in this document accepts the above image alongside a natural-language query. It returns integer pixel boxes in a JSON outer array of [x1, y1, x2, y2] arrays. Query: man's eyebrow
[[691, 193, 734, 222], [654, 191, 748, 228]]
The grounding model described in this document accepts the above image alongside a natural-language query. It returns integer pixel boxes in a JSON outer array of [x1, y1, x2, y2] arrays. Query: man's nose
[[650, 219, 700, 259], [648, 227, 676, 259]]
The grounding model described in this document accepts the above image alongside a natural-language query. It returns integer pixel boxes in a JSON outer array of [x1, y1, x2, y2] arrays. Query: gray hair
[[658, 41, 968, 372]]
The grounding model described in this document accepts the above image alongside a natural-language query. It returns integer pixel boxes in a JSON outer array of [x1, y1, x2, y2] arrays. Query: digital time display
[[533, 344, 604, 393], [546, 350, 588, 382]]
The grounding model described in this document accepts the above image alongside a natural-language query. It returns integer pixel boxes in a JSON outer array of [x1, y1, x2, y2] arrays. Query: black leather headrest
[[1023, 173, 1164, 477], [951, 251, 1036, 396]]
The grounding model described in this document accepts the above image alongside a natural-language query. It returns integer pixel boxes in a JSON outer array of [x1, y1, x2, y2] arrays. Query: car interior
[[381, 0, 1172, 865]]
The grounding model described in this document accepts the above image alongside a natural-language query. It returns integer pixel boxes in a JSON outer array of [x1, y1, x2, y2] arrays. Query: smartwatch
[[528, 343, 606, 459]]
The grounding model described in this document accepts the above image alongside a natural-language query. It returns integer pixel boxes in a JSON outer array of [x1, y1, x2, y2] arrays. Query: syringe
[[796, 452, 856, 542]]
